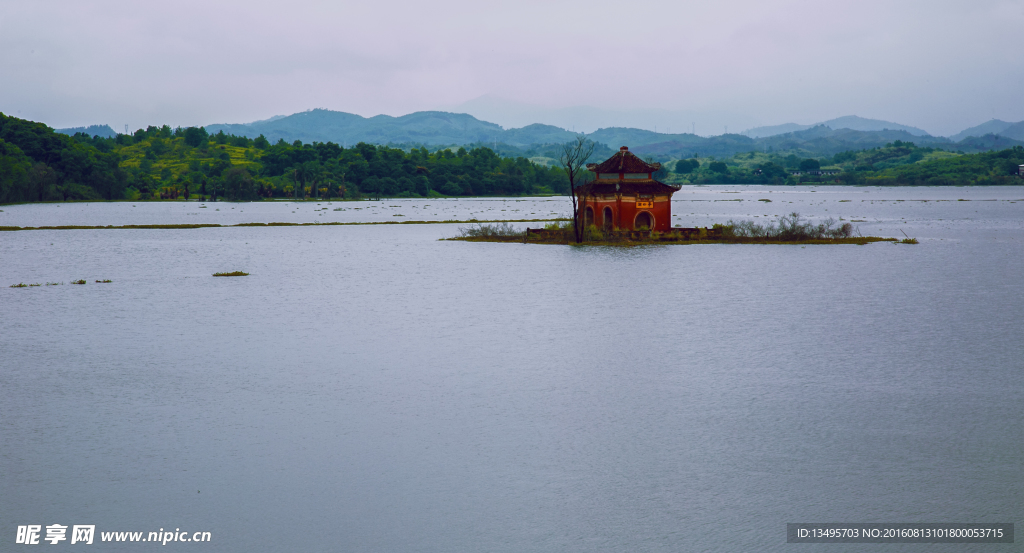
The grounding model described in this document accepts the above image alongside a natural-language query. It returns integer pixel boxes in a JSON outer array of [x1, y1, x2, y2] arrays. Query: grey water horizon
[[2, 187, 1022, 552]]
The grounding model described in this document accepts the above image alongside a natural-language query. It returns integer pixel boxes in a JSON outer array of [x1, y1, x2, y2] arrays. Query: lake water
[[2, 186, 1023, 552]]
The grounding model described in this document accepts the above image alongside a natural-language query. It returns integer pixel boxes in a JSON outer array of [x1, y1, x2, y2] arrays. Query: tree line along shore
[[2, 113, 1023, 205]]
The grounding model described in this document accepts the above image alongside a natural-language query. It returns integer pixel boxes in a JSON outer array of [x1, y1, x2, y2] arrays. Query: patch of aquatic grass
[[10, 283, 29, 288], [95, 279, 112, 283], [720, 212, 854, 240], [898, 230, 918, 244], [213, 271, 249, 277], [457, 222, 523, 240], [46, 282, 62, 286], [71, 279, 86, 285]]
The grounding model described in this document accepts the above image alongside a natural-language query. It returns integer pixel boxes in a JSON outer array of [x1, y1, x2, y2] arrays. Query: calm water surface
[[2, 187, 1023, 552]]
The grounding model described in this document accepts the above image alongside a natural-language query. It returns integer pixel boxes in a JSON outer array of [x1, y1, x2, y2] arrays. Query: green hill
[[0, 114, 567, 203], [5, 112, 1024, 204], [662, 141, 1024, 186]]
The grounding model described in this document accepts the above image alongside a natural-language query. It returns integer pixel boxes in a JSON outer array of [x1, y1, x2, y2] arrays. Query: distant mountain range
[[743, 115, 1024, 141], [58, 110, 1024, 161], [207, 110, 509, 147], [201, 109, 1024, 159], [742, 116, 930, 138], [948, 119, 1024, 142]]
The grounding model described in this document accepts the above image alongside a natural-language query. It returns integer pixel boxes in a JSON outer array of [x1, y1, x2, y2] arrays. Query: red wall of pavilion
[[582, 197, 672, 231]]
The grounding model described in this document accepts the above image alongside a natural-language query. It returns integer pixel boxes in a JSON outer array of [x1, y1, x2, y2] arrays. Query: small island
[[452, 218, 898, 246], [450, 145, 903, 246]]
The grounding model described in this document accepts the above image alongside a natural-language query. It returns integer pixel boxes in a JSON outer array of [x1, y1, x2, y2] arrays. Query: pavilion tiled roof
[[586, 146, 661, 174], [580, 180, 680, 195]]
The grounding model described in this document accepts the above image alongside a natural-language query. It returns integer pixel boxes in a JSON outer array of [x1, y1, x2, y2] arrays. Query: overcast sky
[[1, 0, 1022, 136]]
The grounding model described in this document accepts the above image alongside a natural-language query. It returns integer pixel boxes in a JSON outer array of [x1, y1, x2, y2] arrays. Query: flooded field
[[2, 186, 1022, 552]]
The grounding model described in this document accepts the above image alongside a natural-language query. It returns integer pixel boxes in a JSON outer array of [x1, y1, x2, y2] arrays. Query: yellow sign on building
[[636, 201, 653, 209]]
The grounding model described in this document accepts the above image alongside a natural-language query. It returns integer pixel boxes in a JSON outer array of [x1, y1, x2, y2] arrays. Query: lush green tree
[[183, 127, 208, 147], [223, 167, 256, 201], [759, 162, 789, 180], [799, 158, 820, 171], [675, 159, 699, 173], [709, 161, 728, 173], [415, 175, 430, 196]]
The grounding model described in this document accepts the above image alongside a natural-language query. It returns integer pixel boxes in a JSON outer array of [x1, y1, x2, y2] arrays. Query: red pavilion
[[578, 146, 680, 231]]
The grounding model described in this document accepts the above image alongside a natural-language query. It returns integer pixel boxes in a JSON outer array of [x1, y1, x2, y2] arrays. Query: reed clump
[[719, 212, 854, 240], [456, 222, 524, 241], [96, 279, 113, 283], [213, 271, 249, 277], [71, 279, 86, 285], [10, 283, 29, 288]]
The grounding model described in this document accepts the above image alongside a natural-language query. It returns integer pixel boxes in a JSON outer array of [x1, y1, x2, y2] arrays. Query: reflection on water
[[2, 188, 1023, 552]]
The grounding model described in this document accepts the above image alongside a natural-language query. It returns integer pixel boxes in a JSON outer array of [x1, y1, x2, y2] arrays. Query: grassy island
[[450, 214, 902, 246]]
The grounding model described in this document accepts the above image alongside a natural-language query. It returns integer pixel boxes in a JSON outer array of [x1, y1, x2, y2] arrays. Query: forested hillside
[[0, 113, 127, 203], [665, 141, 1024, 186], [4, 113, 1023, 204], [0, 114, 567, 203]]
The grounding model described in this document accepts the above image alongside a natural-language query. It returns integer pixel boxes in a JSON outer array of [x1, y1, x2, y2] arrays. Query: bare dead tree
[[558, 135, 594, 243]]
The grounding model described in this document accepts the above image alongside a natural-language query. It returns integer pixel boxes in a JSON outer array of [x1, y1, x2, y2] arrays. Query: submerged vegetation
[[212, 271, 249, 277], [9, 279, 113, 287]]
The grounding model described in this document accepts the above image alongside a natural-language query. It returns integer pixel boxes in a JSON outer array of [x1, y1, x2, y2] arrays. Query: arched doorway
[[584, 206, 594, 227], [634, 211, 653, 230], [602, 207, 614, 230]]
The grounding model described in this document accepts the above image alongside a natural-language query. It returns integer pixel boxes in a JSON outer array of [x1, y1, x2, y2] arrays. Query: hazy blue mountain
[[953, 133, 1024, 151], [742, 123, 813, 138], [819, 115, 930, 136], [204, 109, 1014, 161], [761, 126, 948, 155], [206, 109, 507, 146], [589, 127, 706, 150], [743, 115, 929, 139], [449, 94, 756, 136], [997, 121, 1024, 141], [500, 124, 576, 146], [55, 124, 117, 138], [632, 134, 757, 158], [948, 119, 1015, 142], [634, 126, 960, 159]]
